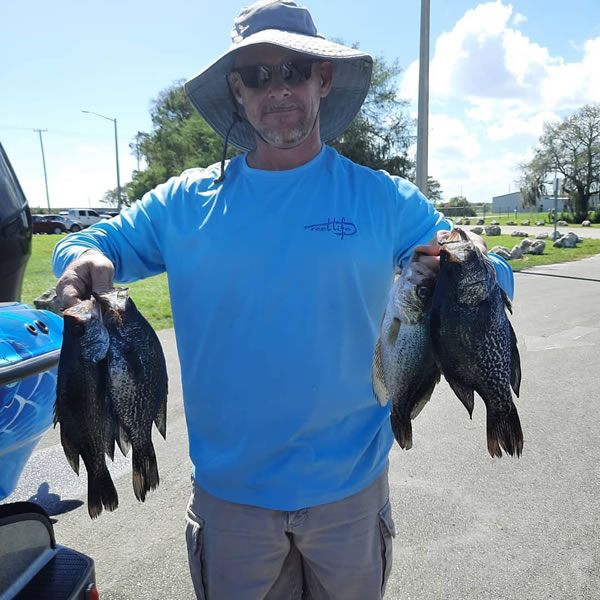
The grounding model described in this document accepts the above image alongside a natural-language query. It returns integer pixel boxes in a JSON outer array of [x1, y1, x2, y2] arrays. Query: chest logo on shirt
[[304, 217, 357, 240]]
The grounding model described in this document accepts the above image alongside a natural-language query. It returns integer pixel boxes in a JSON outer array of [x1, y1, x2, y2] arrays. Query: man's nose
[[267, 70, 292, 96]]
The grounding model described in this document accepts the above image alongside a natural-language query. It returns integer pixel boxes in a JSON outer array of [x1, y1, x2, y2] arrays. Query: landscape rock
[[520, 220, 531, 226], [511, 245, 524, 259], [485, 225, 501, 236], [477, 218, 485, 225], [470, 226, 484, 235], [519, 238, 533, 253], [535, 221, 545, 226], [506, 220, 517, 226], [550, 230, 563, 241], [557, 220, 569, 226], [490, 220, 500, 225], [529, 240, 546, 255], [511, 230, 529, 237], [582, 220, 591, 227], [536, 232, 549, 239], [490, 246, 511, 260], [553, 232, 581, 248]]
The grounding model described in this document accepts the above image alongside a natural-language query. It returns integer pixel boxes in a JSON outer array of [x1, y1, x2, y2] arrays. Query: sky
[[1, 0, 599, 210]]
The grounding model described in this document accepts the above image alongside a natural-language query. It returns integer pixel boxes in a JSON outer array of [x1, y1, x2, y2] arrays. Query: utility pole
[[33, 129, 51, 210], [416, 0, 430, 196]]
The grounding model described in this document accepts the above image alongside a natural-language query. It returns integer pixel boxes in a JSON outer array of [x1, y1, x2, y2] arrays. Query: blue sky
[[1, 0, 599, 209]]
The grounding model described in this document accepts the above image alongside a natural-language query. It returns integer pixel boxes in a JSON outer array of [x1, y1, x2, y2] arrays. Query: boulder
[[535, 221, 545, 226], [511, 230, 529, 237], [470, 226, 484, 235], [519, 238, 533, 253], [490, 246, 511, 260], [550, 230, 563, 241], [511, 245, 524, 259], [490, 220, 500, 225], [553, 232, 579, 248], [520, 220, 531, 226], [34, 287, 63, 316], [536, 231, 549, 239], [506, 220, 517, 225], [529, 240, 546, 255], [582, 220, 591, 227], [477, 218, 485, 225], [485, 225, 501, 236], [557, 220, 569, 226]]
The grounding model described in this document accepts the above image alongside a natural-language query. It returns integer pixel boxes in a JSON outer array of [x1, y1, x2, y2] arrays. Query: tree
[[329, 51, 415, 178], [519, 103, 600, 219], [448, 195, 469, 207], [101, 187, 130, 208], [126, 81, 237, 202], [427, 176, 443, 204]]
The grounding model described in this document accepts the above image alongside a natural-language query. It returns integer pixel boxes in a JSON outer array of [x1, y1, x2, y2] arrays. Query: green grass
[[22, 232, 600, 330], [470, 213, 596, 227], [22, 234, 172, 331], [481, 234, 600, 271]]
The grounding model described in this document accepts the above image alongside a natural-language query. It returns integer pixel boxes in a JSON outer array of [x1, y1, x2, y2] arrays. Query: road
[[3, 254, 600, 599]]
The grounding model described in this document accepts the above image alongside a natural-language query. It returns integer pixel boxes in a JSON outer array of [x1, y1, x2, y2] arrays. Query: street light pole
[[33, 128, 51, 210], [81, 109, 122, 211], [416, 0, 430, 196]]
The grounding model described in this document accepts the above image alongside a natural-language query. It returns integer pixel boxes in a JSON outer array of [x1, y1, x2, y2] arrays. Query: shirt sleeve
[[388, 176, 515, 300], [52, 177, 178, 281]]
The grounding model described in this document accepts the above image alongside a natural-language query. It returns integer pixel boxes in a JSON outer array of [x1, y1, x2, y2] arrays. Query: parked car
[[66, 208, 102, 228], [45, 214, 82, 232], [31, 215, 67, 235]]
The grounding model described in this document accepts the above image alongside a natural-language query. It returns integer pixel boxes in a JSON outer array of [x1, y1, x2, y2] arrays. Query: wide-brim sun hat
[[184, 0, 373, 152]]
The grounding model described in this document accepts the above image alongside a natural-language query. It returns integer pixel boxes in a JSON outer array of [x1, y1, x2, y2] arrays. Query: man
[[53, 1, 514, 598]]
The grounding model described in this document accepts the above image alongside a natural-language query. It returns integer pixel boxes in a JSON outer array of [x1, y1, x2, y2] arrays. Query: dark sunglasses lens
[[236, 60, 315, 89]]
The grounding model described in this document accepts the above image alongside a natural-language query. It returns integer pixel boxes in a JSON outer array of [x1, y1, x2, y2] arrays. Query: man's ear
[[319, 61, 334, 98], [228, 73, 244, 105]]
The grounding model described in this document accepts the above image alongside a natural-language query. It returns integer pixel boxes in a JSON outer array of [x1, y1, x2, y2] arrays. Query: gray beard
[[258, 117, 312, 147]]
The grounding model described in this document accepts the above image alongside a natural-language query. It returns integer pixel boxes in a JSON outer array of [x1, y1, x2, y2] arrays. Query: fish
[[372, 268, 441, 450], [55, 297, 119, 519], [97, 288, 168, 502], [431, 228, 523, 458]]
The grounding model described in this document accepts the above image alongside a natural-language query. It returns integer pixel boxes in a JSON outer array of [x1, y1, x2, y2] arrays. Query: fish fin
[[58, 428, 81, 475], [154, 383, 168, 440], [486, 405, 523, 458], [410, 369, 441, 420], [390, 408, 413, 450], [509, 323, 522, 397], [444, 376, 475, 417], [501, 289, 513, 314], [386, 317, 401, 346], [116, 422, 131, 457], [132, 443, 160, 502], [371, 337, 389, 406], [87, 467, 119, 519]]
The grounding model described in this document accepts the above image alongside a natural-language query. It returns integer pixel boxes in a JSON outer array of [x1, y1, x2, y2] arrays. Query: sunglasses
[[231, 59, 317, 89]]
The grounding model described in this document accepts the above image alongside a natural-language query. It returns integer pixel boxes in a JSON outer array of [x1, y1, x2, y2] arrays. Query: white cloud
[[399, 1, 600, 204]]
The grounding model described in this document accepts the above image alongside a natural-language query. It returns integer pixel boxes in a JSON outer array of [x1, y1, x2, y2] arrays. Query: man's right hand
[[55, 250, 115, 309]]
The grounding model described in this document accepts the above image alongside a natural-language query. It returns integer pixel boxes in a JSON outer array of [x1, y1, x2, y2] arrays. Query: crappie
[[372, 269, 440, 450], [55, 297, 118, 519], [431, 228, 523, 458], [97, 288, 168, 502]]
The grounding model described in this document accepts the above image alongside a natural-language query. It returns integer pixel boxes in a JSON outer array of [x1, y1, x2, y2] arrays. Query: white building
[[492, 191, 568, 214]]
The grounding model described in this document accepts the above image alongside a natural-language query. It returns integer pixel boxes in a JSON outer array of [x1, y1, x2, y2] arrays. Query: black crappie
[[97, 288, 168, 502], [372, 269, 440, 450], [55, 297, 118, 519], [431, 228, 523, 458]]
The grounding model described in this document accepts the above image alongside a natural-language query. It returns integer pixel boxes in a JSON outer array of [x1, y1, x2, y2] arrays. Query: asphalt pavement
[[3, 253, 600, 599]]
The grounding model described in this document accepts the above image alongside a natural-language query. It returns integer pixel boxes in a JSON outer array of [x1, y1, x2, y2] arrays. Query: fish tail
[[87, 468, 119, 519], [154, 389, 168, 440], [132, 443, 160, 502], [390, 410, 413, 450], [486, 406, 524, 458]]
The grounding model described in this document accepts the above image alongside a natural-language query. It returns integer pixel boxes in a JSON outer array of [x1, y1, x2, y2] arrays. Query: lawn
[[22, 232, 600, 331]]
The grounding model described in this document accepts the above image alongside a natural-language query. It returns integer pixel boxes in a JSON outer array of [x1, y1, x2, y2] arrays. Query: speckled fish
[[431, 228, 523, 458], [372, 269, 441, 450], [97, 288, 168, 502], [55, 297, 118, 519]]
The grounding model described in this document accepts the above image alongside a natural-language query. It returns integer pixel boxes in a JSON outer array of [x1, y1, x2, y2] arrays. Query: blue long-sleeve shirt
[[53, 145, 514, 510]]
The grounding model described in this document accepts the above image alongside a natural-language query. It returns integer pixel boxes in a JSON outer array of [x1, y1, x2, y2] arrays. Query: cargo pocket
[[378, 499, 396, 595], [185, 509, 207, 600]]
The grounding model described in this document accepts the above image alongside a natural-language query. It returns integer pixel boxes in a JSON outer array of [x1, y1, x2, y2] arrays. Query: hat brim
[[184, 30, 373, 152]]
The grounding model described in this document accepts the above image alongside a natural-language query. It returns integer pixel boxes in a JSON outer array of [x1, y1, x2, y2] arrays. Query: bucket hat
[[184, 0, 373, 153]]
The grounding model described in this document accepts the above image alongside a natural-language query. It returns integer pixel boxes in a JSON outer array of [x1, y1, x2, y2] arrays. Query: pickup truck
[[66, 209, 103, 228]]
